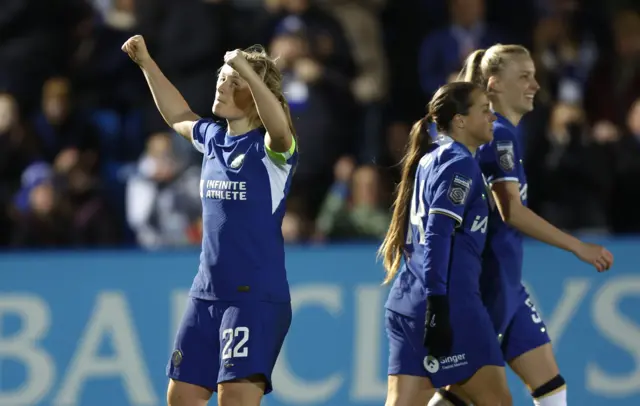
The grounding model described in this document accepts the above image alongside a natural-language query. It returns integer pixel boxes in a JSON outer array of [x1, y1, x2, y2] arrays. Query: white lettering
[[0, 295, 54, 405], [408, 179, 427, 244], [470, 215, 488, 233], [272, 285, 343, 404], [520, 183, 528, 201], [587, 277, 640, 396], [202, 180, 248, 201], [351, 285, 386, 400], [53, 292, 157, 406], [524, 278, 590, 346]]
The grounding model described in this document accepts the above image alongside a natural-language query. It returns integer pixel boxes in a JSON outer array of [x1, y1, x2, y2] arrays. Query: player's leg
[[166, 297, 219, 406], [457, 365, 512, 406], [427, 386, 470, 405], [503, 296, 566, 406], [217, 301, 292, 406], [427, 367, 511, 406], [167, 380, 212, 406], [217, 375, 266, 406], [426, 302, 511, 406], [387, 374, 435, 406], [385, 309, 436, 406]]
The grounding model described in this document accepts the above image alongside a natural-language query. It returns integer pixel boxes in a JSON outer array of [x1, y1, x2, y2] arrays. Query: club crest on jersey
[[496, 141, 515, 172], [448, 173, 472, 205], [229, 154, 245, 169]]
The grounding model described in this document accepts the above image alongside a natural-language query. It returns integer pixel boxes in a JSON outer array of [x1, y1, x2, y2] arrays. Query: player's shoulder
[[193, 117, 225, 141], [490, 121, 517, 143], [438, 142, 476, 166], [435, 144, 478, 177], [195, 117, 223, 132], [477, 123, 517, 159]]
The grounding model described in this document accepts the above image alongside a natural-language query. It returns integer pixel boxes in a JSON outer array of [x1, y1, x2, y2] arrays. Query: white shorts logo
[[423, 356, 440, 373], [424, 353, 468, 374]]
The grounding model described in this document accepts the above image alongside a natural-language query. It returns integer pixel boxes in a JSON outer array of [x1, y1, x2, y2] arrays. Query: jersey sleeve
[[477, 126, 519, 184], [191, 118, 219, 154], [427, 157, 476, 226], [422, 157, 477, 296], [264, 137, 297, 167]]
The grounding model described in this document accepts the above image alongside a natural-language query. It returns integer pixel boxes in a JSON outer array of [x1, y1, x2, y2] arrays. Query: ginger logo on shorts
[[423, 353, 468, 374], [171, 350, 183, 367], [423, 356, 440, 373]]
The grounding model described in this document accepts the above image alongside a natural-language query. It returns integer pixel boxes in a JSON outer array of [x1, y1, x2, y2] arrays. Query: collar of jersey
[[435, 134, 474, 157], [219, 127, 264, 146], [493, 111, 519, 133]]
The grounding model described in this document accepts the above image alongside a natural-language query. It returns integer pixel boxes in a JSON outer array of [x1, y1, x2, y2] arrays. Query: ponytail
[[458, 49, 486, 87], [379, 116, 433, 284]]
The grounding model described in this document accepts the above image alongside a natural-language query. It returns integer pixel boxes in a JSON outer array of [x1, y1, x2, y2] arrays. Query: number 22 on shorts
[[222, 326, 249, 359]]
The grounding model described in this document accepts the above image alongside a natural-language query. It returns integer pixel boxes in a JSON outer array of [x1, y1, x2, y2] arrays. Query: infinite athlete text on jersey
[[200, 179, 248, 200]]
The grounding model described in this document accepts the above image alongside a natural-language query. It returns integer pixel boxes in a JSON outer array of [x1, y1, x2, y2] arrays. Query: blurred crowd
[[0, 0, 639, 249]]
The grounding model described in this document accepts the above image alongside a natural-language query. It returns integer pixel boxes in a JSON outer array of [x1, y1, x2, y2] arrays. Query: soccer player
[[380, 82, 513, 406], [431, 45, 614, 406], [122, 36, 297, 406]]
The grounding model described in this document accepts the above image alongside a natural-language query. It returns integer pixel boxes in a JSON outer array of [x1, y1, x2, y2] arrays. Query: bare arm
[[491, 181, 613, 271], [140, 59, 200, 140], [491, 182, 581, 251], [224, 50, 293, 153], [122, 35, 199, 140], [244, 70, 293, 153]]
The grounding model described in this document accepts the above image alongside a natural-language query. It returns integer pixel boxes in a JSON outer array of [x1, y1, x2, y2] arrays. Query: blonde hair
[[458, 44, 530, 89], [378, 82, 480, 284], [237, 45, 297, 142]]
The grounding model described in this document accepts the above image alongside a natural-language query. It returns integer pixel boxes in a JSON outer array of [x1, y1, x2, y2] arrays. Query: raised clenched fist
[[121, 35, 151, 66]]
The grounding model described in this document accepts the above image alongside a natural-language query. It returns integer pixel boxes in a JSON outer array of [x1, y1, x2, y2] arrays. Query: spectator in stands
[[315, 156, 390, 241], [538, 102, 614, 232], [0, 93, 40, 245], [126, 132, 201, 249], [10, 162, 72, 248], [584, 9, 640, 127], [71, 0, 145, 113], [270, 29, 353, 220], [135, 0, 231, 129], [32, 77, 101, 168], [418, 0, 504, 98], [532, 12, 598, 105], [0, 0, 638, 246], [326, 0, 389, 162]]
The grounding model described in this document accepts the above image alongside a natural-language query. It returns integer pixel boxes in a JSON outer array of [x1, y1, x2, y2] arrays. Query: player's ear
[[454, 114, 465, 129]]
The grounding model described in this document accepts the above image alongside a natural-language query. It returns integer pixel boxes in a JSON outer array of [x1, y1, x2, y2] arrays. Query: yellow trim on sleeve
[[265, 137, 296, 164]]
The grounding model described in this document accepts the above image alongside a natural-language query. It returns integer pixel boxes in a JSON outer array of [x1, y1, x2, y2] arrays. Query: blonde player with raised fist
[[122, 35, 298, 406]]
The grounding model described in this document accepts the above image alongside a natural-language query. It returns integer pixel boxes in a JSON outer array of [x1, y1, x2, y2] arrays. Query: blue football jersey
[[189, 118, 297, 302], [385, 137, 490, 318], [477, 112, 528, 334]]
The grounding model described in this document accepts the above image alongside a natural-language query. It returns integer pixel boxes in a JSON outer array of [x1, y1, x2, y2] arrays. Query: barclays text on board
[[0, 240, 639, 406]]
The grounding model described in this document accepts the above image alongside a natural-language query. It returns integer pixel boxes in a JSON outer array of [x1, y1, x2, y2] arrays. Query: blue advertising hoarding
[[0, 239, 639, 405]]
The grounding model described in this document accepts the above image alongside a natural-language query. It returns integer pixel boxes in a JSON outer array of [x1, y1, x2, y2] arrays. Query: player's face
[[497, 56, 539, 114], [465, 90, 496, 145], [212, 64, 255, 120]]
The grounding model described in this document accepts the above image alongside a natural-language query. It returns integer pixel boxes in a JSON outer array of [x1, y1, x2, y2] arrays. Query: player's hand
[[424, 295, 453, 358], [121, 35, 151, 66], [573, 242, 614, 272], [224, 50, 253, 78]]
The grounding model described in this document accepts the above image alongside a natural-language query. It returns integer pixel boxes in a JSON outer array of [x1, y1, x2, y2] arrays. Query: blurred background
[[0, 0, 639, 405], [0, 0, 639, 247]]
